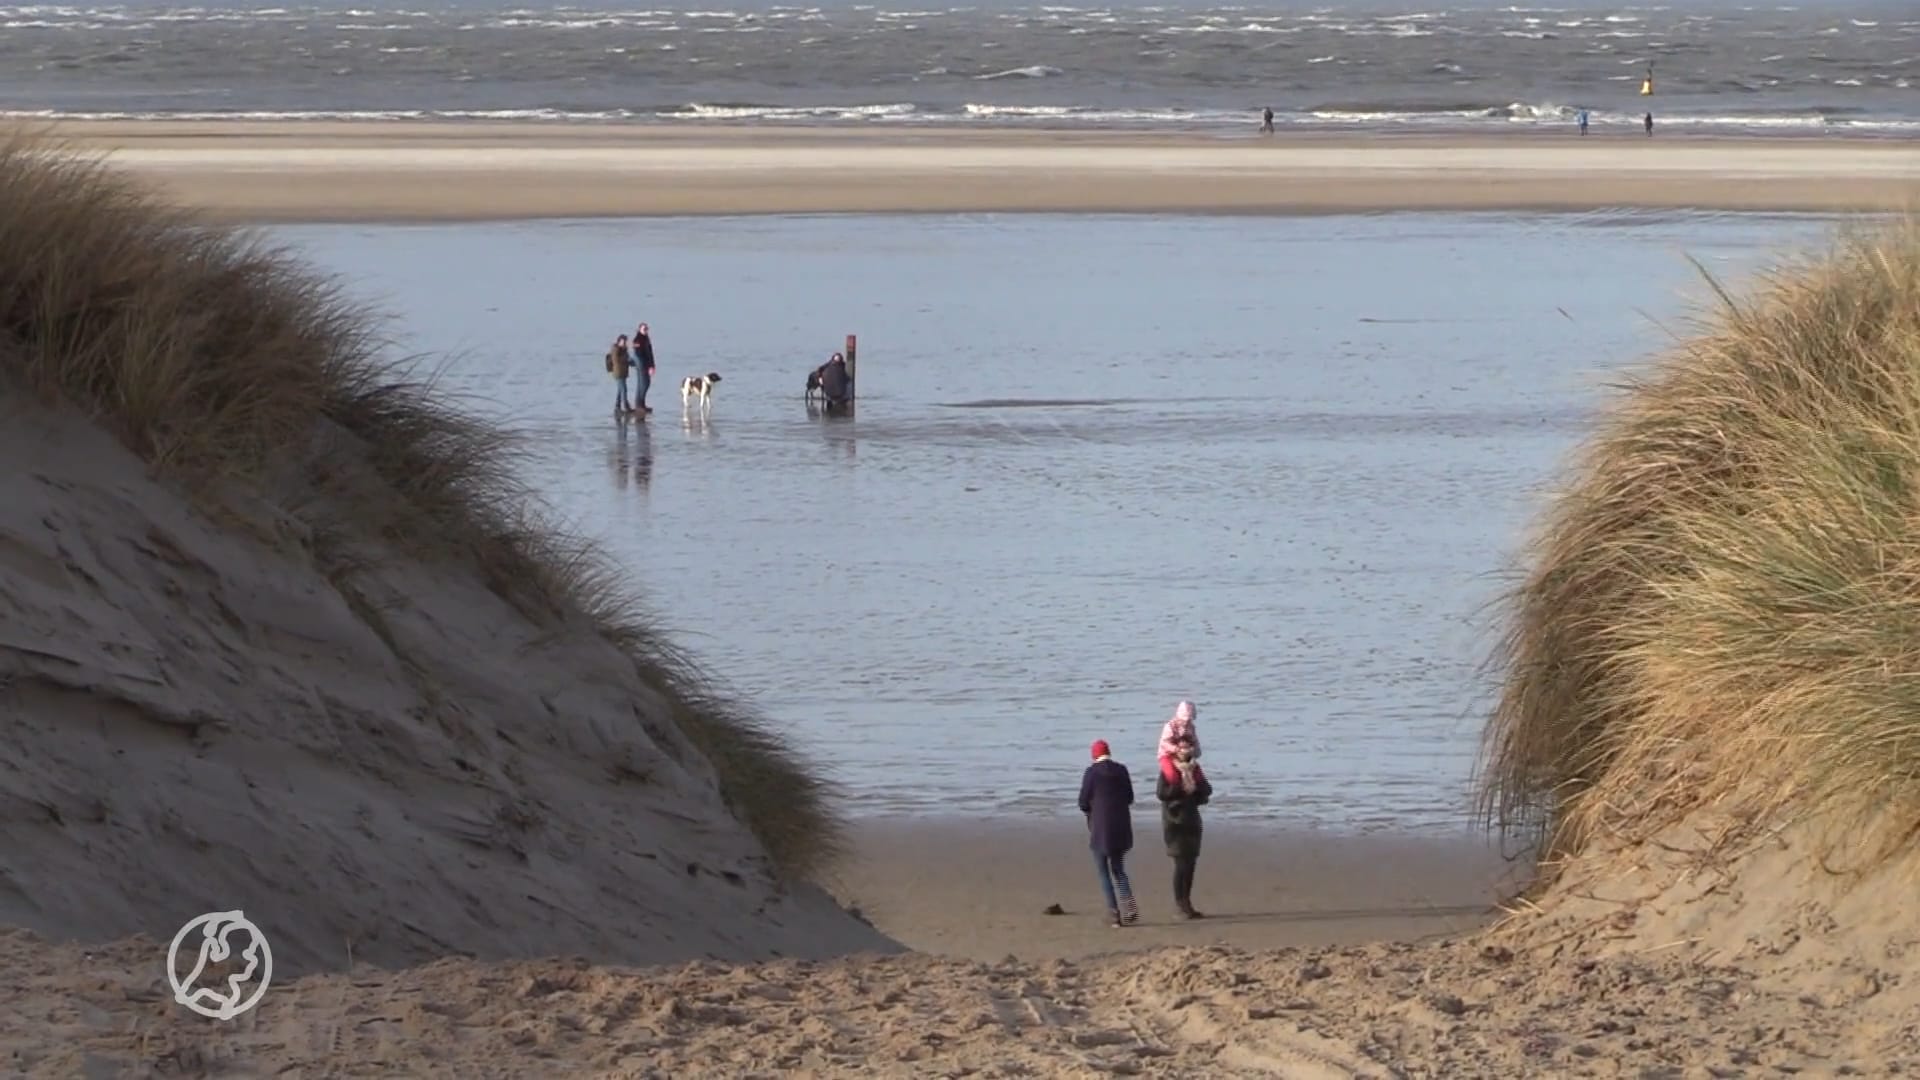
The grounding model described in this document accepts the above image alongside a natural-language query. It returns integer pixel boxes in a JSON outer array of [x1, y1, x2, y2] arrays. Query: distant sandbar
[[11, 119, 1920, 221]]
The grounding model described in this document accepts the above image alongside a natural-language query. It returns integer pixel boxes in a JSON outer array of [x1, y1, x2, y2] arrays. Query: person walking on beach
[[1156, 734, 1213, 919], [1078, 740, 1139, 927], [606, 333, 633, 417], [632, 322, 657, 414], [1643, 111, 1654, 136], [1260, 106, 1274, 135], [1577, 108, 1589, 136]]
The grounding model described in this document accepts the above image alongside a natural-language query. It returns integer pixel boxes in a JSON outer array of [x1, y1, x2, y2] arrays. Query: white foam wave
[[672, 102, 917, 121], [973, 65, 1064, 80], [4, 100, 1918, 139]]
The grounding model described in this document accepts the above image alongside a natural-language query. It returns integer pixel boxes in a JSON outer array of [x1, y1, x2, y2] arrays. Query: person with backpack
[[606, 334, 633, 416]]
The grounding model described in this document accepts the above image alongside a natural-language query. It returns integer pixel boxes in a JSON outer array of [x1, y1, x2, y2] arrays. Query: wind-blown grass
[[0, 136, 840, 879], [1478, 215, 1920, 880]]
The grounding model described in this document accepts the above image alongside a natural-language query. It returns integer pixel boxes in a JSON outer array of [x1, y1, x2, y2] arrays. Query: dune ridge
[[1474, 217, 1920, 1022], [1480, 218, 1920, 882], [0, 135, 895, 977]]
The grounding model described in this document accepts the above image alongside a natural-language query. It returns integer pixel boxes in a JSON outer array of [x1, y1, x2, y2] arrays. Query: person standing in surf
[[606, 333, 633, 417], [632, 322, 657, 414], [1577, 108, 1589, 135], [1261, 106, 1274, 135], [818, 351, 852, 407], [1078, 739, 1139, 927]]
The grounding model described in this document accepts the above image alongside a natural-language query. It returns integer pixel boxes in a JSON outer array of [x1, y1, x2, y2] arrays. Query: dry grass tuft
[[1478, 214, 1920, 882], [0, 135, 841, 880]]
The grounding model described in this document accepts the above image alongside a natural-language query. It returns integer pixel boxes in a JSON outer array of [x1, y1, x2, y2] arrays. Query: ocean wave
[[0, 0, 1911, 137], [973, 65, 1064, 80], [668, 102, 918, 121], [7, 101, 1917, 137]]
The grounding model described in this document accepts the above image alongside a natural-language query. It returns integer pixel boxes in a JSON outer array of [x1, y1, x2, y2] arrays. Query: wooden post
[[844, 334, 858, 402]]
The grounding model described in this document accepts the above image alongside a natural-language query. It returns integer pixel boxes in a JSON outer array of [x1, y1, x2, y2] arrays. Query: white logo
[[166, 910, 273, 1020]]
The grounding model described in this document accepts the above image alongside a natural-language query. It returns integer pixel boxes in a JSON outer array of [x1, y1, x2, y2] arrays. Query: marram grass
[[1479, 214, 1920, 878], [0, 136, 841, 880]]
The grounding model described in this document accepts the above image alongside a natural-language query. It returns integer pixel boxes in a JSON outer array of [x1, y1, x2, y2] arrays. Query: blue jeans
[[636, 368, 652, 410], [1093, 850, 1138, 921], [614, 375, 630, 413]]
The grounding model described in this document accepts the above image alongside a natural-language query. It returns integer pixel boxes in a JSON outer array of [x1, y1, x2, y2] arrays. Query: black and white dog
[[680, 372, 722, 413]]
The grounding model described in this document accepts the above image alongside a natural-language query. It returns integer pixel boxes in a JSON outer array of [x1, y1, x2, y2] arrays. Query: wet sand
[[828, 819, 1523, 961], [10, 120, 1920, 221]]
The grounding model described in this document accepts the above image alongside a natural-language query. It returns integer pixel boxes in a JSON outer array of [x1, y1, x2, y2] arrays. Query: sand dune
[[0, 136, 898, 981], [12, 120, 1920, 220], [0, 400, 895, 976]]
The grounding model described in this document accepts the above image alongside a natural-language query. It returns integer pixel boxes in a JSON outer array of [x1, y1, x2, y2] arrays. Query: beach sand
[[12, 120, 1920, 221], [8, 813, 1912, 1076], [830, 820, 1517, 962]]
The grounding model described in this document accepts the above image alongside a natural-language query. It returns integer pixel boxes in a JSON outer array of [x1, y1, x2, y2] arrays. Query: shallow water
[[273, 209, 1837, 832]]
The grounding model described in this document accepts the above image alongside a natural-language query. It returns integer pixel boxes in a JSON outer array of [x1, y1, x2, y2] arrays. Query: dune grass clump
[[0, 136, 840, 880], [1478, 215, 1920, 878]]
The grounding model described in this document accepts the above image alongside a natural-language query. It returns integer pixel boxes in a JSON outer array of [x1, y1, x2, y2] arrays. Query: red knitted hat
[[1090, 739, 1111, 760]]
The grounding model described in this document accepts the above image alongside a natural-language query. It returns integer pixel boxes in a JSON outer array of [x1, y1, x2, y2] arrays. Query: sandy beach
[[11, 120, 1920, 221], [829, 822, 1519, 962]]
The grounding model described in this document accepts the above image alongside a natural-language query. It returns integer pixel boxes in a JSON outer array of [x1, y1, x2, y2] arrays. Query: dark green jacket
[[1155, 771, 1213, 860]]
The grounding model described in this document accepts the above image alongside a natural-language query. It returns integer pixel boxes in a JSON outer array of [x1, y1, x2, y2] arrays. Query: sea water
[[8, 1, 1918, 137], [274, 209, 1839, 832]]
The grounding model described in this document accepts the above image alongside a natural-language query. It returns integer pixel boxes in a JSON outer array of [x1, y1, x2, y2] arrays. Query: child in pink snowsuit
[[1158, 700, 1204, 788]]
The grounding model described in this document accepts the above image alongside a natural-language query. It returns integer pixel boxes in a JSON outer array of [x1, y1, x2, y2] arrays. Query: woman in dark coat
[[1078, 739, 1139, 927], [1156, 737, 1213, 919]]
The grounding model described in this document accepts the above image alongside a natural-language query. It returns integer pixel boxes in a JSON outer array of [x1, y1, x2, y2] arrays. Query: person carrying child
[[1156, 732, 1212, 918]]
